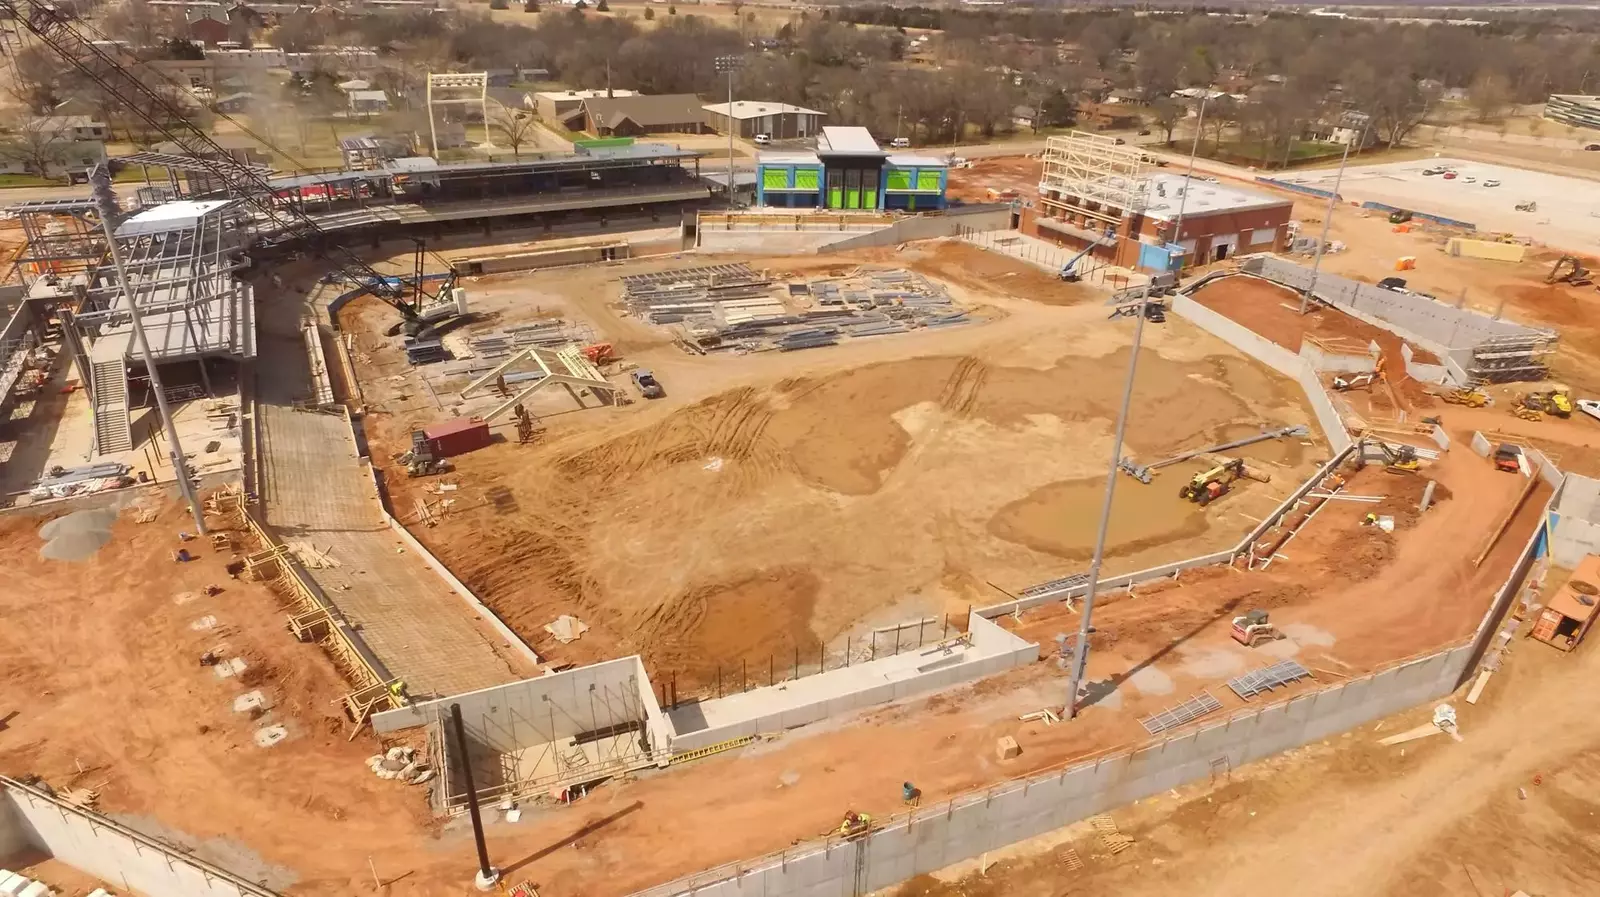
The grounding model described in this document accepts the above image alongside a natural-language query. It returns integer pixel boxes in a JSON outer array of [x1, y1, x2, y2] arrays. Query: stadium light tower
[[715, 55, 743, 207]]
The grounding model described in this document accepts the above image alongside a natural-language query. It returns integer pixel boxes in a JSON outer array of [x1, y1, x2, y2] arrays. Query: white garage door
[[1250, 227, 1278, 245]]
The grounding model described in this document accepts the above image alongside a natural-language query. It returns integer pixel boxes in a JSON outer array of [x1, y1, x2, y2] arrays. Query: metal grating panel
[[1227, 660, 1312, 700], [1020, 571, 1090, 598], [1139, 691, 1222, 735]]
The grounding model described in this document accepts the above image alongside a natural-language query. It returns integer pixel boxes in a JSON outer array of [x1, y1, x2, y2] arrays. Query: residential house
[[701, 101, 823, 140], [213, 91, 254, 113], [348, 90, 390, 116], [0, 119, 107, 179], [188, 8, 231, 46], [154, 135, 270, 166], [1012, 104, 1041, 131], [147, 58, 218, 89], [1076, 99, 1141, 131], [581, 94, 707, 137], [1306, 110, 1376, 147], [488, 87, 535, 115], [533, 89, 637, 126], [31, 116, 110, 142]]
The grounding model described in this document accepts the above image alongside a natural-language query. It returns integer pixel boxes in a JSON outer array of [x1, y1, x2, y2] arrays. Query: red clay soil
[[0, 427, 1546, 897], [1190, 275, 1440, 408]]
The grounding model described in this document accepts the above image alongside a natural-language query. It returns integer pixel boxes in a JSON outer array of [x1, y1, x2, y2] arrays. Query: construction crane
[[1058, 224, 1116, 282], [1119, 424, 1308, 483], [0, 1, 455, 336]]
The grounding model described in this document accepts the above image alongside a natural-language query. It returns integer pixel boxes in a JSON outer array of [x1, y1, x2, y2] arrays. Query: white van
[[753, 133, 772, 145], [890, 137, 911, 149]]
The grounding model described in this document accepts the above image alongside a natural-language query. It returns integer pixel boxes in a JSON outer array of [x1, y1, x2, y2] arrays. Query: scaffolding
[[1468, 334, 1557, 385], [11, 198, 105, 285], [1039, 131, 1151, 228], [426, 72, 490, 156]]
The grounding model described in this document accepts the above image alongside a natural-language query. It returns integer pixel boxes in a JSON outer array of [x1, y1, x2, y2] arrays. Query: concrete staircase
[[90, 356, 132, 455]]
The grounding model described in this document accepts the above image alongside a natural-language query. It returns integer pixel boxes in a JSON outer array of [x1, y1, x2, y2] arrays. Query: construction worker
[[839, 811, 871, 838], [388, 680, 408, 702], [1362, 512, 1378, 527]]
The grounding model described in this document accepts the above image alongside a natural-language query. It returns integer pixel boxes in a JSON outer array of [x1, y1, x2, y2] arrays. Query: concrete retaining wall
[[1242, 257, 1548, 353], [0, 779, 280, 897], [976, 550, 1236, 618], [1299, 340, 1376, 374], [629, 642, 1476, 897], [666, 613, 1038, 753], [372, 656, 665, 753], [450, 242, 631, 276], [1550, 473, 1600, 568], [1401, 343, 1453, 386], [823, 205, 1014, 252], [697, 231, 864, 254], [1169, 293, 1301, 376], [1296, 365, 1354, 454]]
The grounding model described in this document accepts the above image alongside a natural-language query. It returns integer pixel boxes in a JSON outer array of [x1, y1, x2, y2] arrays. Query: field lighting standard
[[715, 54, 743, 207]]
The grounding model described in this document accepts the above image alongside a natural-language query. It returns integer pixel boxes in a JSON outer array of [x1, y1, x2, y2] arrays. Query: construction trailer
[[1531, 554, 1600, 652]]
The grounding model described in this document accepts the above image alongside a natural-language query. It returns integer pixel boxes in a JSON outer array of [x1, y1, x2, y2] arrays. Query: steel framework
[[1039, 131, 1151, 220]]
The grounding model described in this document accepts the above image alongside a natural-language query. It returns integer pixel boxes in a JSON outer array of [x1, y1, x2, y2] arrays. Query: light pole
[[90, 165, 207, 534], [715, 55, 742, 207], [1063, 284, 1150, 720], [1300, 115, 1368, 315], [1165, 90, 1210, 275]]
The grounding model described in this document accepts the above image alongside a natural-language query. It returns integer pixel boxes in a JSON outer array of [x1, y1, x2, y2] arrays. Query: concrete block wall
[[628, 643, 1476, 897], [1550, 473, 1600, 568], [1170, 294, 1302, 376], [0, 780, 280, 897], [372, 656, 653, 752]]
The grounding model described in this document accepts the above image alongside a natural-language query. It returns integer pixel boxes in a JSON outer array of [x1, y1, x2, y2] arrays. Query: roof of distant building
[[534, 88, 638, 101], [581, 94, 704, 130], [1140, 174, 1291, 221], [348, 90, 389, 103], [816, 126, 881, 155], [757, 151, 822, 165], [701, 101, 823, 120]]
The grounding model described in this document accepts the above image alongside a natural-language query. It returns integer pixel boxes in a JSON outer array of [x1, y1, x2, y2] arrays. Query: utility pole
[[451, 704, 500, 891], [1064, 284, 1150, 720], [715, 55, 742, 208], [90, 165, 206, 535], [1165, 90, 1209, 273], [1300, 114, 1367, 315]]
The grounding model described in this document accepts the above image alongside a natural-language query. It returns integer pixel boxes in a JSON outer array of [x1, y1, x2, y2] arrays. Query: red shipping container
[[423, 417, 491, 458]]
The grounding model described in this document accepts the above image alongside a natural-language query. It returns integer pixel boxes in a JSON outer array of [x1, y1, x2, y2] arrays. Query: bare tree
[[1468, 73, 1510, 123], [0, 119, 72, 178], [1150, 95, 1183, 145], [490, 106, 539, 159]]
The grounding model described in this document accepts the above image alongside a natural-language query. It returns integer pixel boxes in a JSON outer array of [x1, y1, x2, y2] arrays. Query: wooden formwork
[[216, 485, 402, 734]]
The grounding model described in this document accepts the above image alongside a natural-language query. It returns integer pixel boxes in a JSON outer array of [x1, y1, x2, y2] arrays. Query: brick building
[[1026, 133, 1293, 271]]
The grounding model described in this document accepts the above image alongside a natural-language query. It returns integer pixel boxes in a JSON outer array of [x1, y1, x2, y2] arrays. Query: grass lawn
[[0, 174, 61, 188], [1202, 139, 1347, 168]]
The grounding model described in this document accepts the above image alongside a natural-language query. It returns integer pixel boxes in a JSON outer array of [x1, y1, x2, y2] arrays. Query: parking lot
[[1280, 157, 1600, 249]]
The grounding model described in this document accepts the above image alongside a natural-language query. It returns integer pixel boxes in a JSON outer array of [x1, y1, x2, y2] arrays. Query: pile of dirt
[[1373, 477, 1453, 530], [1322, 527, 1398, 582], [910, 242, 1091, 307]]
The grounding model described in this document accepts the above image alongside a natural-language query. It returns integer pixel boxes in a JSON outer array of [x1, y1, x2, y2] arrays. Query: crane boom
[[0, 0, 443, 331]]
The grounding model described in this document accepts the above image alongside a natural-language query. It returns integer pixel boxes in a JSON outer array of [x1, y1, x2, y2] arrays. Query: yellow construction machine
[[1547, 255, 1594, 287], [1512, 394, 1544, 421], [1442, 387, 1488, 408], [1180, 458, 1246, 506], [1533, 386, 1574, 418], [1370, 440, 1421, 474]]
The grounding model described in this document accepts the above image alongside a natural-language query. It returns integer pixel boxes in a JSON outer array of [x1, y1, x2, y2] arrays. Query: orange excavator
[[583, 343, 617, 365]]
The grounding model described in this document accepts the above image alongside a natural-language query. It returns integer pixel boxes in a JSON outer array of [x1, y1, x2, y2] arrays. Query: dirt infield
[[345, 246, 1322, 693]]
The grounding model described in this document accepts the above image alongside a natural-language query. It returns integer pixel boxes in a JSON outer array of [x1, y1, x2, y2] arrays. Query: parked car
[[1377, 276, 1408, 292], [753, 133, 772, 145], [1422, 167, 1444, 175], [1464, 176, 1477, 184], [1137, 128, 1151, 136], [631, 369, 664, 399], [1443, 171, 1458, 179], [1484, 179, 1501, 187], [1586, 144, 1600, 151], [890, 137, 911, 148]]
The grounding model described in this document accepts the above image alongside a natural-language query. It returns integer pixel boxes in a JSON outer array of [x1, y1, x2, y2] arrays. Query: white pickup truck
[[1577, 399, 1600, 423]]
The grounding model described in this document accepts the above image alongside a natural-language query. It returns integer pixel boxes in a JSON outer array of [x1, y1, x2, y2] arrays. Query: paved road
[[0, 183, 91, 204]]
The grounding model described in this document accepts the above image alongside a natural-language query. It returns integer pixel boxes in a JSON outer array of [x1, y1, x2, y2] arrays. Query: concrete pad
[[1281, 622, 1337, 647], [172, 591, 199, 605], [1177, 646, 1248, 679], [1258, 639, 1303, 659], [189, 615, 218, 631], [213, 657, 248, 679], [1127, 666, 1175, 696], [233, 690, 272, 713], [253, 724, 288, 748]]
